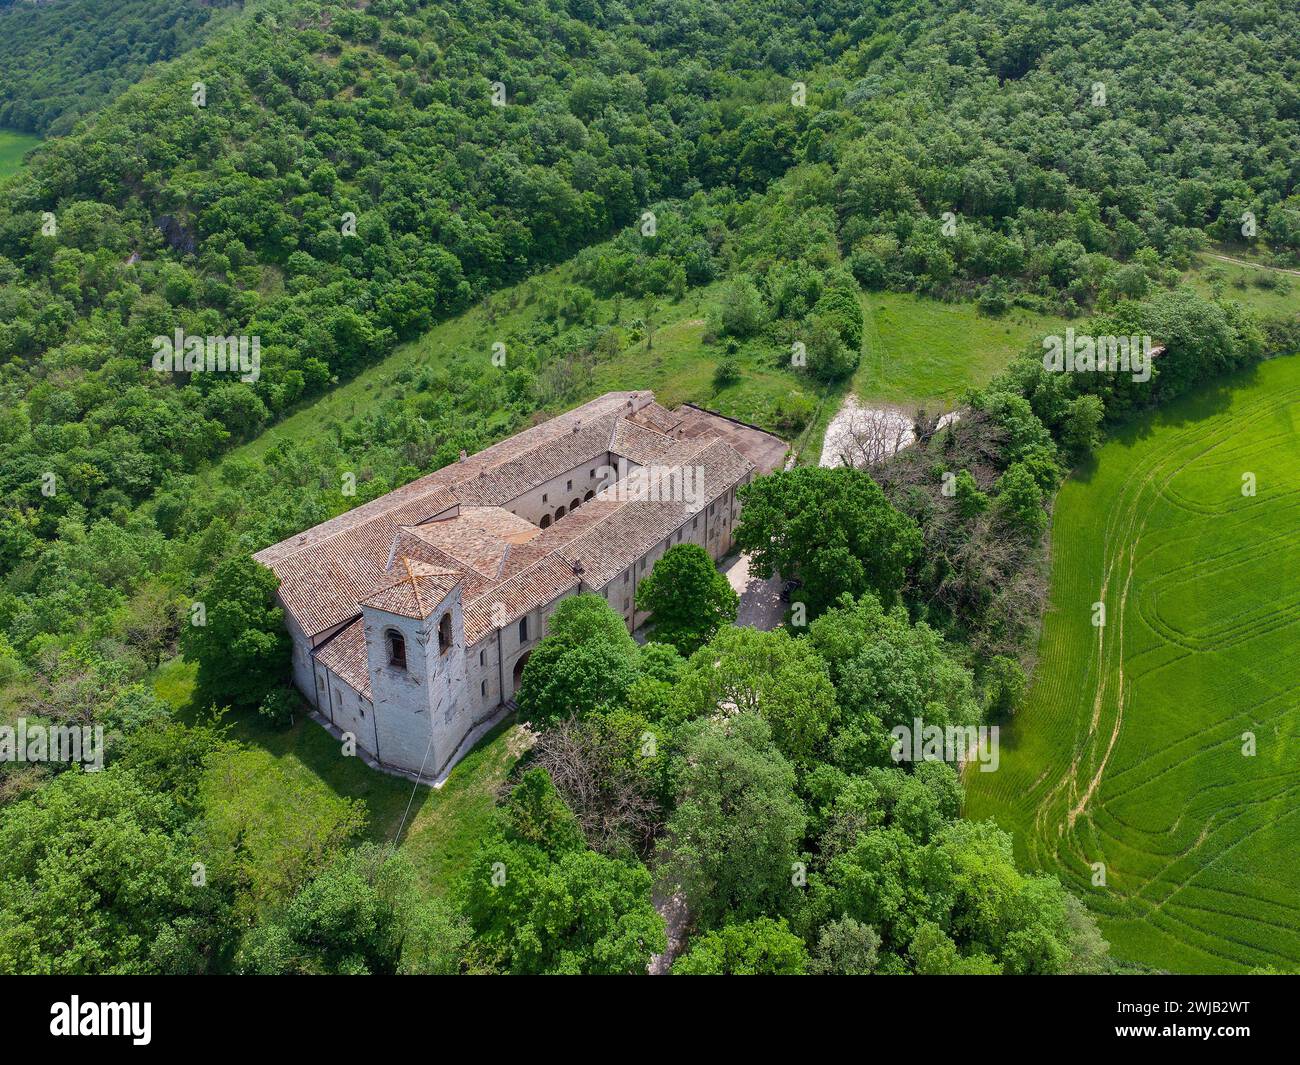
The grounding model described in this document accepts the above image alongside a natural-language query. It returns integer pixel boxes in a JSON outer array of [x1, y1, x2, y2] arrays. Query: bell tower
[[359, 562, 468, 781]]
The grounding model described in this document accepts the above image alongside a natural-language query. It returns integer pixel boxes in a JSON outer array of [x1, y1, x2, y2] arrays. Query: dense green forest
[[0, 0, 1297, 974], [0, 0, 244, 135]]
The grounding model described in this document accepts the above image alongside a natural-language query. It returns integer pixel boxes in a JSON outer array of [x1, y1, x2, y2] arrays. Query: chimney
[[458, 449, 467, 462], [573, 419, 581, 433]]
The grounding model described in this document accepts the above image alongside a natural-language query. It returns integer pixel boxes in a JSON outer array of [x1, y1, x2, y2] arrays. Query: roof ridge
[[254, 392, 645, 565], [402, 556, 424, 616]]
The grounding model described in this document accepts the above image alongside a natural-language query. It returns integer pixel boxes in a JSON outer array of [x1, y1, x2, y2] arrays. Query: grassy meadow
[[965, 354, 1300, 973], [212, 266, 822, 468], [1182, 251, 1299, 320], [151, 657, 525, 899], [0, 128, 41, 180], [855, 291, 1073, 407]]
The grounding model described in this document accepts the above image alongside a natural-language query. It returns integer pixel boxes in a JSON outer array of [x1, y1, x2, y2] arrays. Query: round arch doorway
[[511, 650, 531, 697]]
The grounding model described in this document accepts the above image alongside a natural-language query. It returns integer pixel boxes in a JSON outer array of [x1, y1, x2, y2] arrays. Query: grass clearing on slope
[[1182, 252, 1299, 320], [150, 658, 525, 898], [855, 291, 1075, 407], [796, 290, 1078, 464], [0, 129, 41, 180], [965, 354, 1300, 973]]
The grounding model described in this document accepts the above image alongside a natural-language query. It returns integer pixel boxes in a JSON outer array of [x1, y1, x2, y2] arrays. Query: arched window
[[540, 513, 552, 529], [570, 498, 580, 512], [438, 612, 453, 654], [555, 505, 567, 520], [583, 490, 595, 502], [387, 630, 407, 669]]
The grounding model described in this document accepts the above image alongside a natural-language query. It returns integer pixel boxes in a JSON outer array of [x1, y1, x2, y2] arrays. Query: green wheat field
[[967, 354, 1300, 973]]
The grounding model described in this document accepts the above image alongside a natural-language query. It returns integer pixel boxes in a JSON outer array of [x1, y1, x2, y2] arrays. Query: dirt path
[[1204, 252, 1300, 278]]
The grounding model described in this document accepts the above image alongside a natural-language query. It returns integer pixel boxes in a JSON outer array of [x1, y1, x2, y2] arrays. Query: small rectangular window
[[519, 617, 528, 643], [479, 649, 485, 666], [623, 571, 629, 584], [692, 516, 698, 529], [567, 479, 573, 491], [481, 680, 487, 697], [542, 493, 548, 503]]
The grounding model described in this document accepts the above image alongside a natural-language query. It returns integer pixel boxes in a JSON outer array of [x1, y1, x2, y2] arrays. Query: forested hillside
[[0, 0, 1297, 974], [0, 0, 245, 135]]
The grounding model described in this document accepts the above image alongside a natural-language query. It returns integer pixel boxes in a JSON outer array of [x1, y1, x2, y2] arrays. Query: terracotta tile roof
[[610, 418, 686, 466], [261, 492, 454, 639], [360, 560, 463, 619], [463, 553, 582, 644], [451, 415, 621, 505], [254, 393, 637, 637], [558, 500, 687, 587], [255, 390, 638, 566], [315, 618, 373, 700], [626, 399, 684, 435], [676, 404, 789, 474], [496, 498, 624, 578], [255, 482, 459, 568], [399, 507, 538, 579], [384, 530, 499, 605], [258, 392, 761, 655], [691, 436, 755, 505]]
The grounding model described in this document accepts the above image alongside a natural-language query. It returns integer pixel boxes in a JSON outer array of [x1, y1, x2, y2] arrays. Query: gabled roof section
[[255, 483, 458, 569], [463, 554, 582, 644], [496, 497, 625, 579], [258, 490, 458, 639], [610, 417, 685, 467], [626, 399, 685, 435], [557, 500, 687, 587], [254, 392, 638, 637], [450, 414, 620, 505], [315, 618, 373, 700]]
